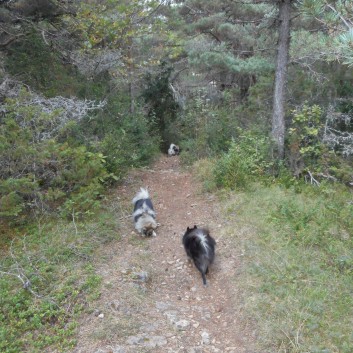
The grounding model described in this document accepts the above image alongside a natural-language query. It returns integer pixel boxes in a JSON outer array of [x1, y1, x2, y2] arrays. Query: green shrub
[[4, 32, 106, 99], [0, 177, 39, 217], [99, 112, 160, 177], [59, 180, 104, 219], [191, 158, 218, 192], [288, 104, 324, 177], [0, 110, 108, 221], [141, 61, 179, 148], [214, 130, 273, 189], [178, 96, 237, 164], [287, 104, 353, 184], [179, 137, 213, 165], [0, 80, 162, 224], [317, 150, 353, 185]]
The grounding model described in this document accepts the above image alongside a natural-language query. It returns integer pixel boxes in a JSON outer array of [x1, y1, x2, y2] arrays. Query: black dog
[[182, 225, 216, 285]]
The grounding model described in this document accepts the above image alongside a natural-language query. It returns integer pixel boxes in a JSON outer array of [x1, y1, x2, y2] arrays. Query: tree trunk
[[128, 41, 135, 114], [272, 0, 291, 159]]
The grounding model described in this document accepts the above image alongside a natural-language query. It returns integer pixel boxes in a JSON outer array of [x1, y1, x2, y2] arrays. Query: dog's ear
[[193, 225, 197, 229], [187, 226, 190, 231]]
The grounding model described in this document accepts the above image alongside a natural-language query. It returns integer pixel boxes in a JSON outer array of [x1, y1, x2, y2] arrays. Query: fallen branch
[[305, 170, 320, 186], [0, 238, 58, 306], [316, 173, 338, 182]]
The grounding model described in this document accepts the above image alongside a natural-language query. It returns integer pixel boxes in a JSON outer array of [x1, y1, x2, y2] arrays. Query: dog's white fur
[[132, 188, 158, 237], [132, 188, 150, 205], [168, 143, 180, 156], [197, 233, 211, 254]]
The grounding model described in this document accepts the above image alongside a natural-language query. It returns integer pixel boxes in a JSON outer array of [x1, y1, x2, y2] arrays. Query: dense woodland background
[[0, 1, 352, 352]]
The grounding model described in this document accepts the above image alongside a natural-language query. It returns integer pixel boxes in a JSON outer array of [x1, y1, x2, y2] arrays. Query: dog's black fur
[[168, 143, 180, 156], [133, 198, 154, 221], [172, 145, 180, 155], [182, 225, 216, 285]]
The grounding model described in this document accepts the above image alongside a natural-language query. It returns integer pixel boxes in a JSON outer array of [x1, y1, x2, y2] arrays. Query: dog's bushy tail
[[132, 187, 149, 205]]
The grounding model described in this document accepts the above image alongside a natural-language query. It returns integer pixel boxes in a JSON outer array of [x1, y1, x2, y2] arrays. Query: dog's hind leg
[[194, 260, 208, 285], [201, 272, 207, 286]]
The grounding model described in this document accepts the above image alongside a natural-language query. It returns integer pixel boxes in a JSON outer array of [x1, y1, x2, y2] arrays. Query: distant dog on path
[[132, 188, 158, 237], [168, 143, 180, 156], [182, 225, 216, 285]]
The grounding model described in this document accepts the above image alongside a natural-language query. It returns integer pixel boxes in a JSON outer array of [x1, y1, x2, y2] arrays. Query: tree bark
[[272, 0, 291, 159], [128, 43, 135, 114]]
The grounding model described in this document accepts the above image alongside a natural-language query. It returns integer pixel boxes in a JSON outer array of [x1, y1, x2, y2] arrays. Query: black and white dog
[[182, 225, 216, 285], [132, 188, 158, 237], [168, 143, 180, 156]]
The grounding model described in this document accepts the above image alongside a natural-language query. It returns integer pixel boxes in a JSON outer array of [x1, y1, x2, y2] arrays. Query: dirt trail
[[74, 155, 256, 353]]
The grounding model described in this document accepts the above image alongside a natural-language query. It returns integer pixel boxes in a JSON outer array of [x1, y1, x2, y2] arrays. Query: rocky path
[[73, 156, 255, 353]]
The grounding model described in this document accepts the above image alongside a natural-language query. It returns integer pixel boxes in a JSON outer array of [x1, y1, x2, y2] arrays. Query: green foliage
[[287, 104, 353, 184], [338, 28, 353, 66], [190, 158, 218, 192], [4, 32, 99, 99], [225, 183, 353, 352], [177, 95, 238, 165], [271, 186, 353, 248], [0, 177, 39, 217], [0, 72, 161, 225], [79, 92, 161, 178], [75, 0, 161, 50], [0, 206, 119, 353], [323, 153, 353, 185], [289, 104, 323, 155], [290, 29, 338, 65], [194, 51, 274, 75], [59, 180, 104, 219], [288, 104, 324, 176], [0, 291, 78, 353], [238, 74, 273, 126], [178, 97, 215, 164], [214, 130, 273, 189], [298, 1, 353, 66], [0, 106, 108, 221], [142, 62, 179, 148], [99, 112, 160, 177]]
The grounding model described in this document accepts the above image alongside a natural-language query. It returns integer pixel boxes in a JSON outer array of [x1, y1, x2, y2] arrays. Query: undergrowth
[[0, 202, 120, 353], [220, 183, 353, 353]]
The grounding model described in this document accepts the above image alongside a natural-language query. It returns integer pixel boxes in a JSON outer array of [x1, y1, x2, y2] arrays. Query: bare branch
[[1, 239, 43, 299], [0, 77, 106, 141], [326, 4, 352, 30], [323, 104, 353, 157], [316, 173, 338, 182], [305, 170, 320, 186]]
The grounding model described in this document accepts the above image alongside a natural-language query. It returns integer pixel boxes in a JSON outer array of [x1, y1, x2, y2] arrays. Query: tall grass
[[222, 183, 352, 353]]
